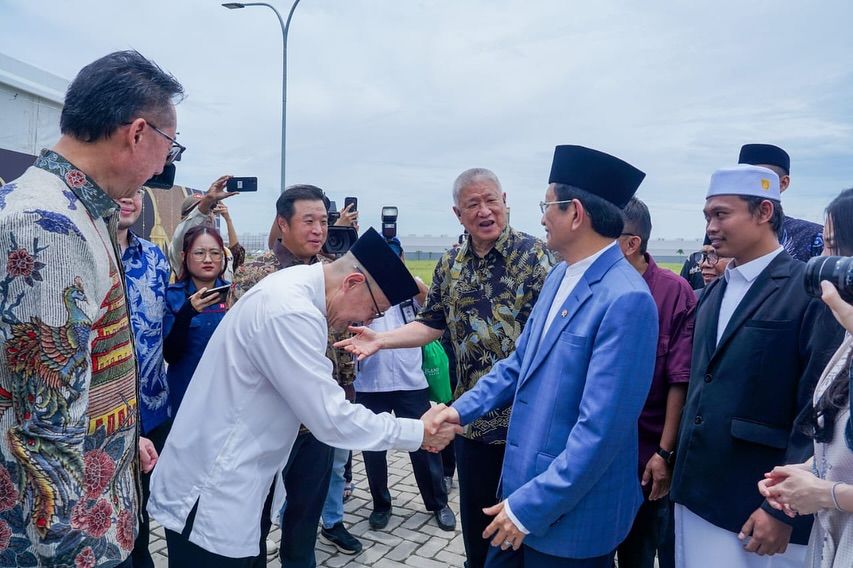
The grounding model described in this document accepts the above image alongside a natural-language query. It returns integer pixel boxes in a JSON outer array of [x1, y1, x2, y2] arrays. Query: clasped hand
[[420, 404, 463, 453]]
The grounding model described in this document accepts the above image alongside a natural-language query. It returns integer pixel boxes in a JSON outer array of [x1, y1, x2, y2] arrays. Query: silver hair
[[452, 168, 502, 205]]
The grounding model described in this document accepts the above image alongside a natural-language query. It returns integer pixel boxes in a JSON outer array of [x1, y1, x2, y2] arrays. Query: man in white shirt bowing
[[148, 228, 460, 567]]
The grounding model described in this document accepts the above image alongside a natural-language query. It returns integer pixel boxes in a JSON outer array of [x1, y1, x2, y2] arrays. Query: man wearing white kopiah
[[148, 227, 461, 567], [670, 166, 843, 568]]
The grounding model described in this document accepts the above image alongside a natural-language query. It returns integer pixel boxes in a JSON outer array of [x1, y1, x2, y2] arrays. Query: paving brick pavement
[[147, 450, 465, 567]]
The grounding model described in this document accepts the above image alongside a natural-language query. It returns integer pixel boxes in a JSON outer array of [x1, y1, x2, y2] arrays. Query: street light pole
[[223, 1, 302, 193]]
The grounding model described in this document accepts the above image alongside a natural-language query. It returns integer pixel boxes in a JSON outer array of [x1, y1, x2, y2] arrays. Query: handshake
[[419, 404, 463, 452]]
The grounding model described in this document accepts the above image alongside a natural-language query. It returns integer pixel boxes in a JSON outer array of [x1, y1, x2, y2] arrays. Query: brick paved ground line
[[147, 450, 465, 567]]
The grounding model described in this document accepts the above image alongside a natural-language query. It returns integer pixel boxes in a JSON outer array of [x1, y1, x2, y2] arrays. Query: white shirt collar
[[724, 246, 784, 284], [565, 240, 617, 277]]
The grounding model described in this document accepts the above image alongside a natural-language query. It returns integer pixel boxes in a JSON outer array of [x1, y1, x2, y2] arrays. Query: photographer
[[759, 188, 853, 568]]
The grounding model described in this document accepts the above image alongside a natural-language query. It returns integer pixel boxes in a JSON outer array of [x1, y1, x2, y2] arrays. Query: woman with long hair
[[163, 225, 231, 417], [760, 188, 853, 567]]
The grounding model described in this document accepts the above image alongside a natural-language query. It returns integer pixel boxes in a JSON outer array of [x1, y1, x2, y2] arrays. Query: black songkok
[[549, 145, 645, 208], [738, 144, 790, 175], [349, 227, 418, 306]]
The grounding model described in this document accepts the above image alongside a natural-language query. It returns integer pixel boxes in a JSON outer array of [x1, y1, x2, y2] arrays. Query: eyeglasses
[[539, 199, 573, 214], [354, 266, 384, 319], [147, 122, 187, 165], [191, 248, 223, 261], [689, 250, 719, 266], [620, 232, 638, 238]]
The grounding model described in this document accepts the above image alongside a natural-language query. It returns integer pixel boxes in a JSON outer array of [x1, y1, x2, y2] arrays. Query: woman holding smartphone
[[164, 225, 232, 417]]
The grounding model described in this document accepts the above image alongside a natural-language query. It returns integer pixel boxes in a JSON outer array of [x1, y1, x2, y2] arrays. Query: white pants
[[674, 503, 807, 568]]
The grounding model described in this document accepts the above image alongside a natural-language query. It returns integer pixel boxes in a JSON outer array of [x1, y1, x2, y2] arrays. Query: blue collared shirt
[[122, 231, 171, 433]]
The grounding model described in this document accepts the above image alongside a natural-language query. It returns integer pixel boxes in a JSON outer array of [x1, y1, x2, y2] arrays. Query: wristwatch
[[656, 447, 675, 465]]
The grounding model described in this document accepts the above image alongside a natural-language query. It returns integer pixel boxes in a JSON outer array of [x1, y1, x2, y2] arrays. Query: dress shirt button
[[704, 373, 712, 383], [694, 415, 703, 425]]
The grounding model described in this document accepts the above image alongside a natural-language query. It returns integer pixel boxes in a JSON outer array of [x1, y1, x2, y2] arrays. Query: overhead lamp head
[[222, 3, 245, 9]]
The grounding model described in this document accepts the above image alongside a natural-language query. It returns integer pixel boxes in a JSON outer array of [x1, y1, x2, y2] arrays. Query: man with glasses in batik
[[335, 168, 554, 568], [0, 50, 183, 567]]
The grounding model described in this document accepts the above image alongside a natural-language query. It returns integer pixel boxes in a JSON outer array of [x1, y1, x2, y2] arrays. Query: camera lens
[[804, 256, 853, 302]]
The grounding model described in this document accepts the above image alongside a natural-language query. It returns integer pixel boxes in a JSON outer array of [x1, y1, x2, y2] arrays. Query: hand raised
[[334, 326, 382, 360], [821, 280, 853, 334]]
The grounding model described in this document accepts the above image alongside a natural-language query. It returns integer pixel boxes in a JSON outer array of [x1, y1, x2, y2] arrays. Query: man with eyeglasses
[[335, 168, 553, 567], [0, 50, 183, 567], [233, 184, 364, 564], [148, 228, 462, 567], [402, 145, 658, 567]]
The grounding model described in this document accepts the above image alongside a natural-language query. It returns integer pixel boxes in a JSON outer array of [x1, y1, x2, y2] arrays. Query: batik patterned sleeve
[[415, 252, 451, 331]]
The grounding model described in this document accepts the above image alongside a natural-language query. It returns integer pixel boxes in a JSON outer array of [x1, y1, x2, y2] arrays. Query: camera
[[382, 206, 398, 239], [323, 199, 357, 257], [804, 256, 853, 302]]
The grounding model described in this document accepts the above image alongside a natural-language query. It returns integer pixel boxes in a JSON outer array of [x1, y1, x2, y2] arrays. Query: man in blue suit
[[417, 145, 659, 566]]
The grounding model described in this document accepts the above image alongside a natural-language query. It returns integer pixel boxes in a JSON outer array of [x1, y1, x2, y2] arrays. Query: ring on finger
[[501, 540, 512, 549]]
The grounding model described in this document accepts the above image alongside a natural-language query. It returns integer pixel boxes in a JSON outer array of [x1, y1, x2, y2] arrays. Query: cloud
[[2, 0, 852, 238]]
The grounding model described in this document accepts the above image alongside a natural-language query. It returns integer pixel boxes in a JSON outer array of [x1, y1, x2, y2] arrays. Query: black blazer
[[671, 251, 843, 544]]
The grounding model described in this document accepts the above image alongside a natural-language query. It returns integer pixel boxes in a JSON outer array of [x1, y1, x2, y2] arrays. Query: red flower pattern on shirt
[[6, 248, 34, 278], [116, 509, 135, 550], [74, 546, 96, 568], [83, 449, 115, 498], [84, 499, 112, 538], [0, 520, 11, 552], [64, 169, 87, 189], [0, 465, 18, 511]]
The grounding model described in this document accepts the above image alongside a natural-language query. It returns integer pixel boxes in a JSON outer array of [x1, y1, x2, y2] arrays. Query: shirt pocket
[[730, 417, 789, 449]]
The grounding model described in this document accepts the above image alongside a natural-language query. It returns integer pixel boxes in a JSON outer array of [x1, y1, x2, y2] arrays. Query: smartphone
[[226, 177, 258, 192], [202, 284, 230, 302], [344, 196, 358, 212]]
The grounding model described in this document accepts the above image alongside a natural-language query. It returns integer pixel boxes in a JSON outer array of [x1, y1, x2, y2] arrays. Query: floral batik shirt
[[417, 226, 554, 444], [122, 232, 171, 435], [0, 150, 139, 567]]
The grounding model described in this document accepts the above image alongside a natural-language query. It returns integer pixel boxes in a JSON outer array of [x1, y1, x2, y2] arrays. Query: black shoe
[[441, 475, 453, 494], [320, 522, 363, 555], [368, 508, 392, 530], [434, 505, 456, 531]]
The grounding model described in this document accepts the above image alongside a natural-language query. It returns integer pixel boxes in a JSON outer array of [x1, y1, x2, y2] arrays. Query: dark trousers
[[441, 440, 456, 478], [455, 436, 505, 568], [357, 389, 448, 512], [486, 545, 614, 567], [131, 420, 171, 568], [165, 500, 266, 568], [616, 496, 673, 568], [257, 430, 334, 568]]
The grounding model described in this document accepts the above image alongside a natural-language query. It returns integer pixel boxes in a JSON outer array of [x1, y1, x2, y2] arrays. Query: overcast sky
[[2, 0, 852, 239]]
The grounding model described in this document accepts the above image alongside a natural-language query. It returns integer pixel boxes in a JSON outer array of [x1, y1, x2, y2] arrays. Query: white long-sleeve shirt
[[148, 263, 424, 558]]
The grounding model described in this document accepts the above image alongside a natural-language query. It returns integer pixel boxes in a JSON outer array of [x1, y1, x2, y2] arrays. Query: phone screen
[[344, 197, 358, 211]]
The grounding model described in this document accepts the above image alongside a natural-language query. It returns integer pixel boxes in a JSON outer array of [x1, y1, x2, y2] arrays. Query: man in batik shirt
[[0, 50, 183, 567], [335, 168, 554, 568], [116, 188, 171, 568]]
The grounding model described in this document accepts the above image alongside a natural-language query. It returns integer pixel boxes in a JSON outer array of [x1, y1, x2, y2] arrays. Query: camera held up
[[804, 255, 853, 302]]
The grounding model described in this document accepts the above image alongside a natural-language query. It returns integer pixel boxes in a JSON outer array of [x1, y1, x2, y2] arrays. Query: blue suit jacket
[[454, 244, 658, 559]]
